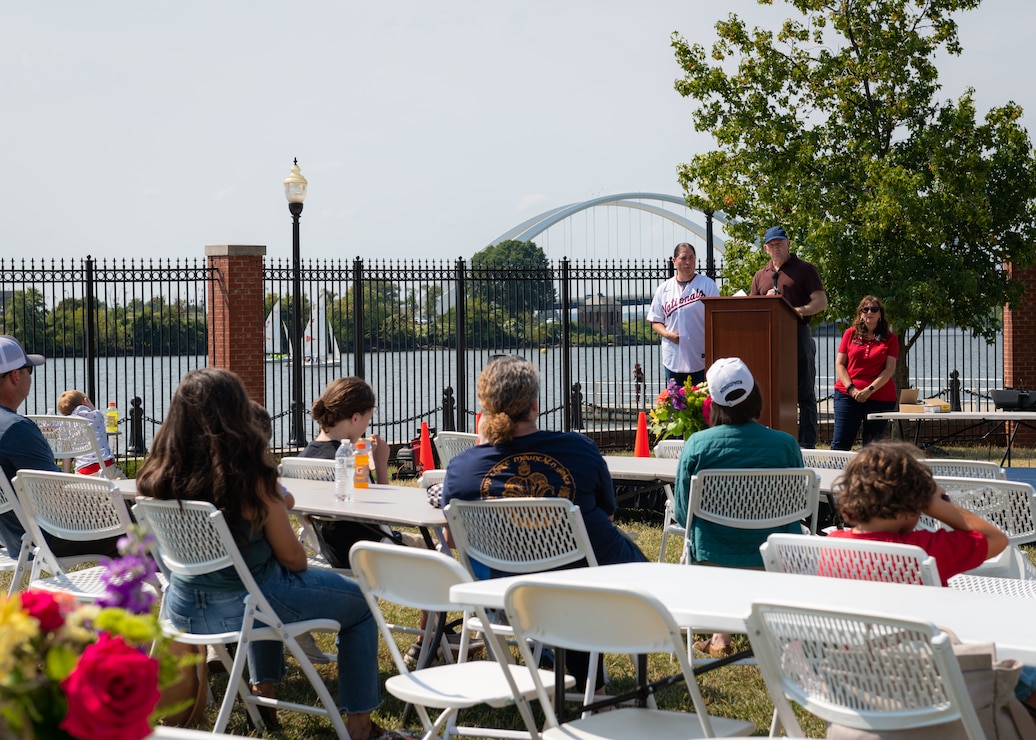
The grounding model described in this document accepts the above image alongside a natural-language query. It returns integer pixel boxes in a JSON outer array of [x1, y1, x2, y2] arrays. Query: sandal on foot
[[692, 638, 734, 658]]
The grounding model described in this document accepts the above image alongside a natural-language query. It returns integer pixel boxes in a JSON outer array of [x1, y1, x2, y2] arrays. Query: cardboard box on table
[[898, 388, 950, 413]]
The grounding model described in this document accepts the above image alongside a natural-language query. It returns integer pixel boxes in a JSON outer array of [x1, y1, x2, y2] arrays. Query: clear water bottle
[[334, 440, 355, 503], [105, 401, 119, 433]]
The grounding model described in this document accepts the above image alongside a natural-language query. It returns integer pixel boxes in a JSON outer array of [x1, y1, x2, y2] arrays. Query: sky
[[2, 0, 1033, 266]]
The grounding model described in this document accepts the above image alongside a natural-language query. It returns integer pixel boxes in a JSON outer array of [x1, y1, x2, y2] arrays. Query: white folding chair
[[445, 497, 602, 708], [927, 476, 1036, 545], [418, 469, 446, 489], [351, 540, 566, 740], [800, 448, 854, 520], [922, 458, 1006, 480], [133, 497, 349, 738], [925, 476, 1036, 579], [278, 455, 337, 481], [748, 600, 985, 740], [0, 469, 31, 595], [684, 468, 820, 565], [949, 573, 1036, 598], [504, 579, 756, 739], [684, 468, 819, 667], [760, 532, 942, 587], [12, 469, 139, 601], [433, 431, 479, 467], [29, 414, 114, 478], [278, 456, 356, 576], [799, 448, 856, 470], [652, 441, 686, 563]]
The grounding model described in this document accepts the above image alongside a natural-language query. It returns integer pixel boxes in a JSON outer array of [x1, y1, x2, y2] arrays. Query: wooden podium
[[702, 296, 798, 437]]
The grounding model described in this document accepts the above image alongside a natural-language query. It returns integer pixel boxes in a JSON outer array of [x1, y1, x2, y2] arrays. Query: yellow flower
[[0, 594, 39, 675]]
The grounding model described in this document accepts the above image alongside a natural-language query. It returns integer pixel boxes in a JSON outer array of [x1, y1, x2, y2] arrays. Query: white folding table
[[120, 478, 448, 550], [868, 410, 1036, 465], [450, 560, 1036, 664]]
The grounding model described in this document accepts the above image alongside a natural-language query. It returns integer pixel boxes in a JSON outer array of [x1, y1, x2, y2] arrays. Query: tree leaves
[[672, 0, 1036, 393]]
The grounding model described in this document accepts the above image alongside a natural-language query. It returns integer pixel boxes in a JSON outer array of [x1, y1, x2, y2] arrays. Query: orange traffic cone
[[634, 412, 650, 457], [475, 412, 481, 435], [419, 421, 436, 471]]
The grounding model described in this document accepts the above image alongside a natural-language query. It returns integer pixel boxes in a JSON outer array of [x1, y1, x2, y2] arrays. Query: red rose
[[20, 590, 66, 632], [59, 632, 160, 740]]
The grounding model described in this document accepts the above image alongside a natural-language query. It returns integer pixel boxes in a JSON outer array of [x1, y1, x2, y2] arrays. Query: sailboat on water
[[302, 297, 343, 367], [264, 301, 290, 363]]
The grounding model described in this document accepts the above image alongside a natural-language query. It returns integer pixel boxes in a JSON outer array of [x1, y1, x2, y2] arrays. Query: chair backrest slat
[[28, 415, 112, 478], [761, 533, 942, 586], [432, 432, 479, 467], [652, 440, 685, 459], [445, 498, 597, 576], [921, 459, 1005, 480], [800, 448, 856, 470], [922, 476, 1036, 545], [279, 456, 336, 481], [749, 601, 984, 739], [689, 468, 820, 532]]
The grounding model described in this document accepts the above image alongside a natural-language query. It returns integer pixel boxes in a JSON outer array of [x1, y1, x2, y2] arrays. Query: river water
[[22, 327, 1002, 450]]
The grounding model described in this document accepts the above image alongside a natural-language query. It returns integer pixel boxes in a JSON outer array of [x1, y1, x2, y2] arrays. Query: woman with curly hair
[[136, 368, 386, 740], [832, 295, 899, 450]]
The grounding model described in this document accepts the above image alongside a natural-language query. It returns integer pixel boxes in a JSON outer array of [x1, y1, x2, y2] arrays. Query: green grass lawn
[[0, 511, 822, 738], [8, 444, 1033, 738]]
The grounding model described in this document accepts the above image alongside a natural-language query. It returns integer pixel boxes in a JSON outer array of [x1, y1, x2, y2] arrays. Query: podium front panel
[[703, 296, 798, 438]]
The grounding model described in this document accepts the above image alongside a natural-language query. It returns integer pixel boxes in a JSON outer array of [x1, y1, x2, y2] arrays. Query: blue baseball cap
[[763, 226, 788, 243]]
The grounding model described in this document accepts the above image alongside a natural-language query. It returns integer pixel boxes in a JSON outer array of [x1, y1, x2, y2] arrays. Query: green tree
[[673, 0, 1036, 389], [1, 289, 49, 352], [470, 240, 557, 315]]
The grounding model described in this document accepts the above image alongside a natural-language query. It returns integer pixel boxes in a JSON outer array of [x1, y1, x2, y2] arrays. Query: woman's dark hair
[[311, 377, 376, 431], [834, 441, 935, 525], [708, 385, 763, 426], [673, 242, 696, 260], [136, 368, 279, 544], [852, 295, 890, 339]]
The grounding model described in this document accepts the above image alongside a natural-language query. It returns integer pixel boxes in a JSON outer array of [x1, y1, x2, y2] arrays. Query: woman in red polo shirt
[[832, 295, 898, 450]]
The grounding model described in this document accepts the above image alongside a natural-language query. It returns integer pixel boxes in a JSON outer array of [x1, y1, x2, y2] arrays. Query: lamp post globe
[[285, 159, 308, 447]]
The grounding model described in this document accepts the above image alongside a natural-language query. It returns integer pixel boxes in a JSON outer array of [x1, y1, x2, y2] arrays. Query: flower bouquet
[[0, 528, 186, 740], [648, 378, 712, 441]]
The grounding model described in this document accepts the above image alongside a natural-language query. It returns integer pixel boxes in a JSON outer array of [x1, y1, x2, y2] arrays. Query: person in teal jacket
[[673, 357, 803, 656]]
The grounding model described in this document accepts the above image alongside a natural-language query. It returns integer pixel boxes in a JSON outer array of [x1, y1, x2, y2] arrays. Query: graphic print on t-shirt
[[480, 453, 576, 502]]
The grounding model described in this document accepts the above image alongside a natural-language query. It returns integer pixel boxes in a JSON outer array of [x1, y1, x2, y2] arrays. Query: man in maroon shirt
[[749, 226, 827, 447]]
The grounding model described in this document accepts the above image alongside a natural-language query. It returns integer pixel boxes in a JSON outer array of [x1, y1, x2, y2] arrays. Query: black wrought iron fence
[[1, 255, 1007, 459]]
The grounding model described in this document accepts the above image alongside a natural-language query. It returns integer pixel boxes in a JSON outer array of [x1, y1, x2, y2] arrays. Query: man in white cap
[[0, 335, 115, 559], [749, 226, 827, 447]]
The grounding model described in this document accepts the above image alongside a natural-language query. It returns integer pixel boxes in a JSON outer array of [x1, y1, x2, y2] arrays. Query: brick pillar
[[206, 245, 266, 403], [1002, 262, 1036, 446]]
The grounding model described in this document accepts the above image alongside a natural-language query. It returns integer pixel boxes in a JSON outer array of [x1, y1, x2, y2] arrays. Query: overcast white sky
[[2, 0, 1031, 265]]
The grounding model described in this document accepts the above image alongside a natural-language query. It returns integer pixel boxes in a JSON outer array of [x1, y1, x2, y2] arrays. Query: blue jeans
[[831, 391, 897, 451], [164, 565, 380, 714]]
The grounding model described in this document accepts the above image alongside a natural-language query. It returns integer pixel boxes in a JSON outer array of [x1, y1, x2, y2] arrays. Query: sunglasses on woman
[[860, 306, 881, 314]]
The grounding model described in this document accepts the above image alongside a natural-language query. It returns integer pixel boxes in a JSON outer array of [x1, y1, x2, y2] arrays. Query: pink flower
[[20, 590, 66, 633], [703, 396, 712, 426], [60, 632, 160, 740]]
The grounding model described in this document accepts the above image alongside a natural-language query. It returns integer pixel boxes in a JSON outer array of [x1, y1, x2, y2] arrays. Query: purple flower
[[97, 529, 158, 614]]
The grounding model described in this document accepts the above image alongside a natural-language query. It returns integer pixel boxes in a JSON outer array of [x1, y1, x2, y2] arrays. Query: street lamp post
[[284, 159, 308, 447]]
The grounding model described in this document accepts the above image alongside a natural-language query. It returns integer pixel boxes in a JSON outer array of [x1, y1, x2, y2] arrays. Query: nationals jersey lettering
[[657, 289, 707, 319]]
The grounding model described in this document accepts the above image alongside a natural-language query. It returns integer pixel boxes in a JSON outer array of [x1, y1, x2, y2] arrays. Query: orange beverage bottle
[[352, 440, 370, 489]]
